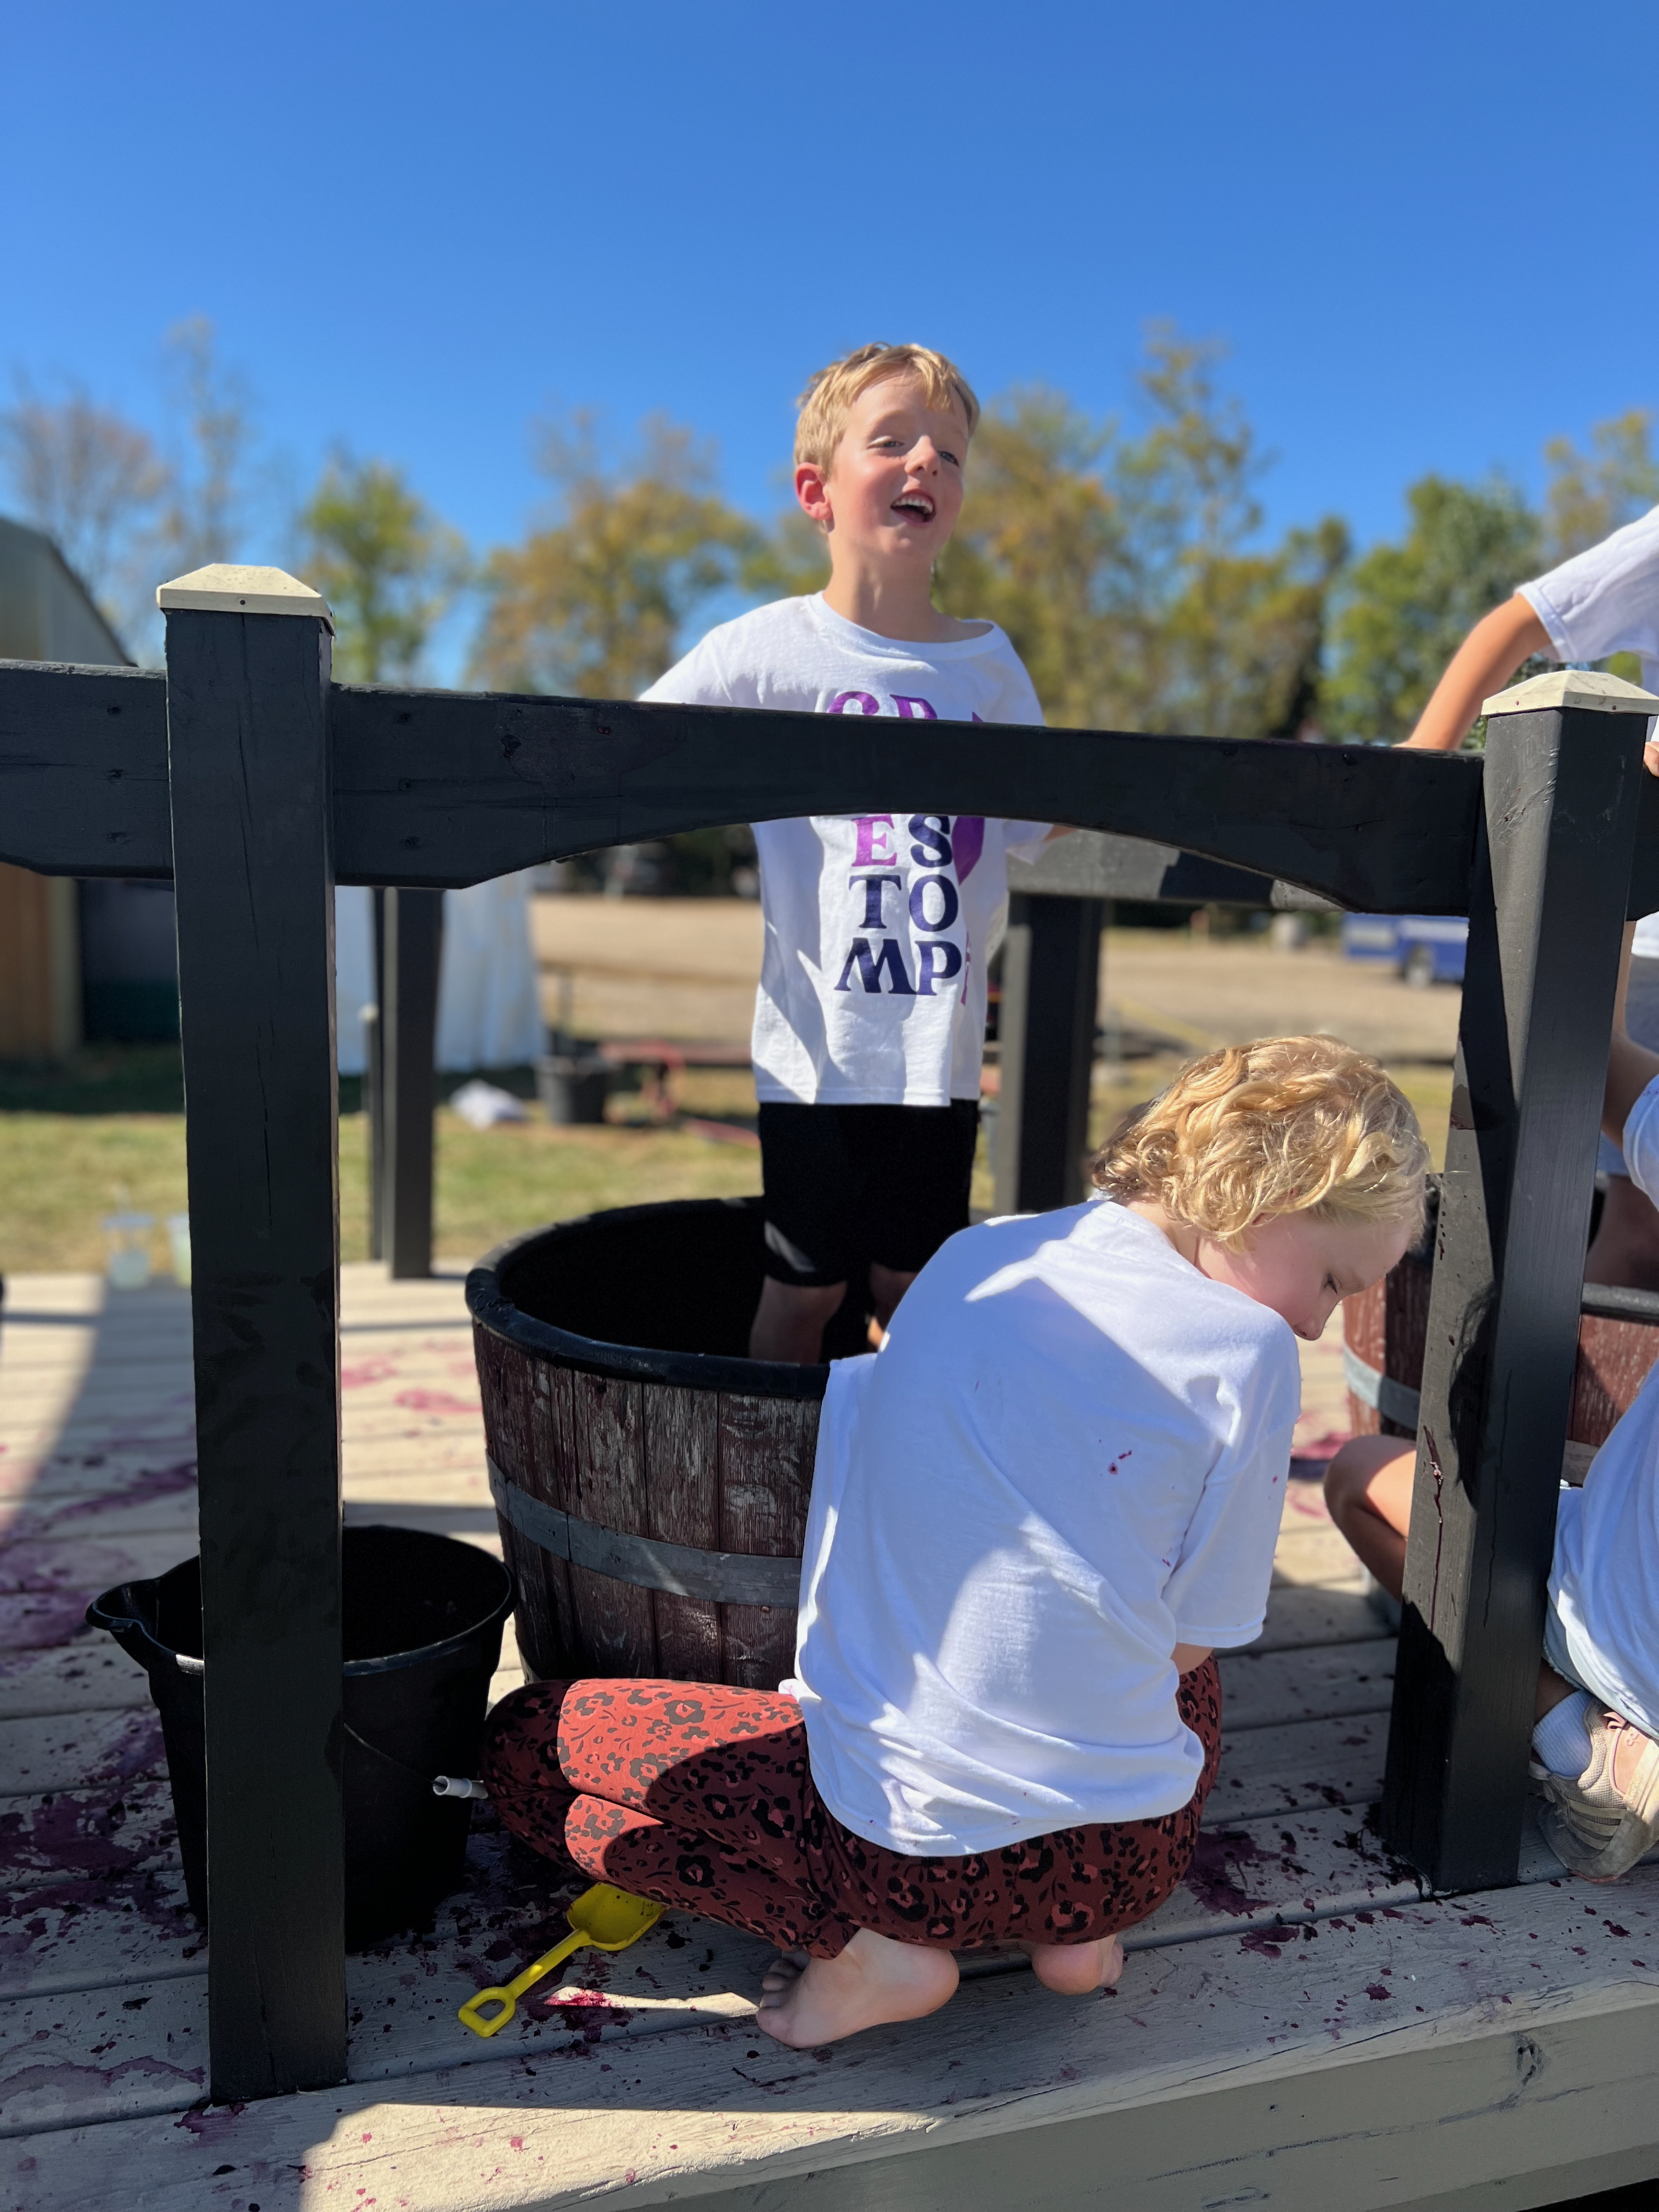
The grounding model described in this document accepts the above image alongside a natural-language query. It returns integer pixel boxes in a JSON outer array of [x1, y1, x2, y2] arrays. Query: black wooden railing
[[3, 564, 1656, 2101]]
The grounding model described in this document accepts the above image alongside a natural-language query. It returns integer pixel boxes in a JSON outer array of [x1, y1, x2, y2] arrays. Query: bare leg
[[748, 1278, 847, 1364], [1585, 1175, 1659, 1293], [1327, 1440, 1594, 1738], [1323, 1436, 1414, 1599], [757, 1929, 959, 2047]]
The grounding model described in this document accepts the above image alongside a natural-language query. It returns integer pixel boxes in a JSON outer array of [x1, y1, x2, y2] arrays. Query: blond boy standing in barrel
[[644, 344, 1056, 1363]]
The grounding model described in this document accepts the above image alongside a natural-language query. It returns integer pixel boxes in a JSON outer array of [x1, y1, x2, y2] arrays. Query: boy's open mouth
[[891, 493, 935, 523]]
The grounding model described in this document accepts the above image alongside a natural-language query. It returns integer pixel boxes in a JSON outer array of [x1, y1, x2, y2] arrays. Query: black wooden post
[[365, 888, 386, 1261], [381, 885, 443, 1279], [159, 564, 345, 2098], [994, 891, 1104, 1213], [1381, 674, 1652, 1891]]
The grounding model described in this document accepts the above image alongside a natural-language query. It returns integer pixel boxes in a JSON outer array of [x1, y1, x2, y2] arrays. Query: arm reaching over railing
[[1398, 595, 1550, 755]]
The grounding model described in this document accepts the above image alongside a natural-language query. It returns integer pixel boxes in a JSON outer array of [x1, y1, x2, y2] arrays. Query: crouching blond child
[[482, 1037, 1427, 2045]]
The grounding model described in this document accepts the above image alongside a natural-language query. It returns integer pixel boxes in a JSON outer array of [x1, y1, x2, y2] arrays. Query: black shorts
[[756, 1101, 980, 1287]]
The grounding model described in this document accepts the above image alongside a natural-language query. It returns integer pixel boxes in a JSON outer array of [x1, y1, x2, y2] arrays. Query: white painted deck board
[[0, 1641, 149, 1720], [13, 1873, 1659, 2210]]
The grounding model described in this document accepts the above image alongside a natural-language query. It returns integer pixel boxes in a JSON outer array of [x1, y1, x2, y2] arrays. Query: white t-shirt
[[784, 1200, 1301, 1854], [640, 595, 1049, 1105], [1550, 1073, 1659, 1737], [1520, 509, 1659, 955]]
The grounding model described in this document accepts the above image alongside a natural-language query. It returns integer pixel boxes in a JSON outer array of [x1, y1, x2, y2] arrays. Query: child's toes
[[760, 1949, 809, 1999]]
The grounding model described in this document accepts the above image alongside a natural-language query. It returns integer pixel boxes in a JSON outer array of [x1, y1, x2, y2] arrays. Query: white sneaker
[[1533, 1709, 1659, 1880]]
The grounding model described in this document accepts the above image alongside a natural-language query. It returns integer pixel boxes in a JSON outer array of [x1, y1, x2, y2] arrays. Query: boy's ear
[[795, 461, 833, 529]]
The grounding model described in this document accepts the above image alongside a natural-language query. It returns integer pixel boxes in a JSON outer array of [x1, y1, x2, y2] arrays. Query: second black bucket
[[88, 1524, 513, 1950]]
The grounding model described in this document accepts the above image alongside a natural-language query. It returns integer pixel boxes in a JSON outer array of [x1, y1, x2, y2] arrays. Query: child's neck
[[1128, 1200, 1200, 1268], [821, 557, 972, 646]]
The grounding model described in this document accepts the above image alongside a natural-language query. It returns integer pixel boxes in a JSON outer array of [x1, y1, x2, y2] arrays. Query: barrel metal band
[[487, 1456, 802, 1607], [1342, 1345, 1422, 1430]]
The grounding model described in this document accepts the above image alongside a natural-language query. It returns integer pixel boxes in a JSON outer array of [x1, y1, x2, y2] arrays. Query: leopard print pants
[[481, 1659, 1222, 1960]]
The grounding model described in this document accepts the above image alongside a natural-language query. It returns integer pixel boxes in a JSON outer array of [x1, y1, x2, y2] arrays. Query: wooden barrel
[[1344, 1187, 1659, 1452], [467, 1197, 871, 1691]]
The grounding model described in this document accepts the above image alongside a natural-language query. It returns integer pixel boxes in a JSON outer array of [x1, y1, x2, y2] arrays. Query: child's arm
[[1172, 1642, 1213, 1675], [1398, 596, 1550, 754], [1608, 922, 1659, 1142]]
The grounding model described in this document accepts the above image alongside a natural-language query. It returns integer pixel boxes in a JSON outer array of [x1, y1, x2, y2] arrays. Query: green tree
[[1323, 476, 1541, 743], [1541, 407, 1659, 566], [934, 385, 1130, 725], [470, 415, 757, 697], [935, 328, 1348, 738], [298, 455, 470, 684]]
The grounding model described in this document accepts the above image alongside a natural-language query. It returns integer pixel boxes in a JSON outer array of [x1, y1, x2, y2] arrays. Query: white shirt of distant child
[[641, 594, 1049, 1108], [1520, 505, 1659, 957], [781, 1196, 1301, 1855], [1550, 1071, 1659, 1741]]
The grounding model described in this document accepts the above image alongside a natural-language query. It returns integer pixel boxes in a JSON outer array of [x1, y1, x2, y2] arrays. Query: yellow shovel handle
[[457, 1927, 589, 2038]]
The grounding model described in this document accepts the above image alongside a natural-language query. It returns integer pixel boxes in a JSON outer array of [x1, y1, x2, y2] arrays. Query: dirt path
[[532, 898, 1462, 1064]]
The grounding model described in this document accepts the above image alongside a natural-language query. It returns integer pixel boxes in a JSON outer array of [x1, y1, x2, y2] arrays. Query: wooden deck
[[5, 1267, 1659, 2210]]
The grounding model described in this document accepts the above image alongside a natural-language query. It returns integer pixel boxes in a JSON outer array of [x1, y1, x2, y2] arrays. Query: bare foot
[[1022, 1934, 1125, 1995], [756, 1930, 958, 2047]]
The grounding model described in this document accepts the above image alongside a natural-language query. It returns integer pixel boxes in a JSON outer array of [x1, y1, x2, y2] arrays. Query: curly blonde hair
[[794, 343, 979, 477], [1090, 1035, 1429, 1248]]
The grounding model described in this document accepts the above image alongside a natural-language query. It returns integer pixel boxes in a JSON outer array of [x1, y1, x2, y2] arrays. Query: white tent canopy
[[334, 872, 544, 1076]]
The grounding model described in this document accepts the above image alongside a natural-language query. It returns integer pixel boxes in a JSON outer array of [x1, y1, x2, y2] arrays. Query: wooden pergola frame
[[4, 562, 1657, 2104]]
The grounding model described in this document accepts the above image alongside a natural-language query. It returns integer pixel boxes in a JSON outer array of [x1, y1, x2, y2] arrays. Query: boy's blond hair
[[794, 343, 980, 476], [1090, 1036, 1428, 1248]]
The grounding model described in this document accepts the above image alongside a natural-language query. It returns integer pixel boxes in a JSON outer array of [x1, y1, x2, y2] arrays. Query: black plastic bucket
[[88, 1524, 513, 1949]]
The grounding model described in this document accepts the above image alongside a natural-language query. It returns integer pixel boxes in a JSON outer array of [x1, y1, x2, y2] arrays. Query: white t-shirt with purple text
[[641, 595, 1048, 1105]]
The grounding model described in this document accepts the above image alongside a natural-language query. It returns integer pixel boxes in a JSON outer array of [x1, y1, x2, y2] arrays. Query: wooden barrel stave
[[469, 1197, 826, 1691], [1344, 1274, 1659, 1453]]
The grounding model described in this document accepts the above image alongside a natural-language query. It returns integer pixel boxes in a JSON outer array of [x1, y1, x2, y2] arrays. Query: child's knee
[[1324, 1435, 1412, 1525], [478, 1679, 574, 1801]]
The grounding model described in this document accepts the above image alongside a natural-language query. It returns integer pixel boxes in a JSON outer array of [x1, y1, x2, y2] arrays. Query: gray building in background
[[0, 516, 179, 1049]]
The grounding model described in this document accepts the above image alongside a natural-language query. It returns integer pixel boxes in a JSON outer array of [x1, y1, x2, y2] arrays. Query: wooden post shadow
[[1382, 672, 1654, 1892]]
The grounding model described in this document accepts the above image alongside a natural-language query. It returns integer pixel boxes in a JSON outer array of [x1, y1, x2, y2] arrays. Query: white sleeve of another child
[[1621, 1075, 1659, 1206], [1519, 506, 1659, 669], [637, 630, 735, 707], [1162, 1401, 1299, 1648]]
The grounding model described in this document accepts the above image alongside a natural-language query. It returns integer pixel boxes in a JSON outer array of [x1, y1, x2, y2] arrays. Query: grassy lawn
[[0, 1047, 1452, 1279], [0, 1052, 765, 1276]]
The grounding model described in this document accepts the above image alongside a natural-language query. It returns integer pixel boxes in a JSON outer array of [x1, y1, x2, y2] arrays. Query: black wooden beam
[[1008, 828, 1292, 907], [994, 894, 1104, 1212], [380, 887, 442, 1279], [329, 687, 1482, 909], [1381, 689, 1649, 1892], [0, 661, 171, 876], [365, 890, 386, 1261], [163, 600, 346, 2098], [12, 658, 1659, 918]]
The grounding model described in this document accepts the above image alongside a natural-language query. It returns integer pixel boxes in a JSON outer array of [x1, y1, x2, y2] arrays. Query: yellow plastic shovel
[[458, 1883, 664, 2038]]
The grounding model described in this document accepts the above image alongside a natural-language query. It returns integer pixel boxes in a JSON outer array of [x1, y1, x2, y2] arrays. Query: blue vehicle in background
[[1341, 913, 1468, 988]]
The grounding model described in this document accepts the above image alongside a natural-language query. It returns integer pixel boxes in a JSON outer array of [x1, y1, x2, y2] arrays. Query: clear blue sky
[[5, 0, 1655, 613]]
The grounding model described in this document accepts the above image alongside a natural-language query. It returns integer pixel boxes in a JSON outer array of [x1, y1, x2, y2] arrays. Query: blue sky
[[5, 0, 1656, 658]]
